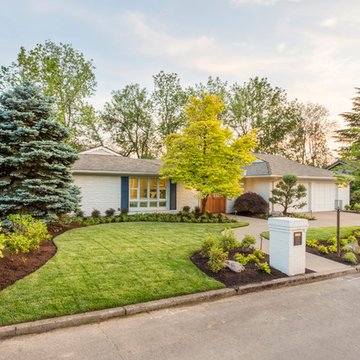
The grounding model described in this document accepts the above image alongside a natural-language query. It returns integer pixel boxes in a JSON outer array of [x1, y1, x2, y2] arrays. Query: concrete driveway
[[229, 211, 360, 272]]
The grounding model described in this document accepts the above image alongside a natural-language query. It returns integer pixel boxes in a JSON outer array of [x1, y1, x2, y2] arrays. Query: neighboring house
[[72, 147, 350, 216], [325, 160, 347, 172]]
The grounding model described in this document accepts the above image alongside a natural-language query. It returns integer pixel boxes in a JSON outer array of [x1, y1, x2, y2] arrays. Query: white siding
[[73, 174, 121, 216], [176, 183, 200, 211], [336, 184, 350, 208]]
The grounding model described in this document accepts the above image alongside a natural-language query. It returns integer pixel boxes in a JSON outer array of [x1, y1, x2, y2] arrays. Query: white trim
[[244, 175, 336, 180], [78, 146, 121, 156]]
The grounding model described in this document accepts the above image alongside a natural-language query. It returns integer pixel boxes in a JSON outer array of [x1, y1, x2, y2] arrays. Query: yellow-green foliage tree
[[160, 93, 257, 212]]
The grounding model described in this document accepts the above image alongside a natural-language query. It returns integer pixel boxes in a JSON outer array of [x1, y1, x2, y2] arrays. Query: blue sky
[[1, 0, 359, 125]]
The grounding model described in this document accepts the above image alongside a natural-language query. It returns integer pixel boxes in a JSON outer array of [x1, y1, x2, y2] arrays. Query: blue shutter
[[121, 177, 129, 210], [170, 182, 177, 210]]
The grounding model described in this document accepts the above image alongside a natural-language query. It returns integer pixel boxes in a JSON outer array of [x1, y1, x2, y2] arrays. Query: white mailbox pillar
[[268, 217, 308, 276]]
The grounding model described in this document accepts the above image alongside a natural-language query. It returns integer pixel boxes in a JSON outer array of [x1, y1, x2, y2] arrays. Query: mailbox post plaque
[[293, 232, 302, 246]]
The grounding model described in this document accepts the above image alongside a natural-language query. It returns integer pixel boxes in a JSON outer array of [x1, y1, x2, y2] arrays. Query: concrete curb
[[1, 266, 359, 340]]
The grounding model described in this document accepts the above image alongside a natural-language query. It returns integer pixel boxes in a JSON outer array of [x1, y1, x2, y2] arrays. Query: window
[[128, 177, 167, 209]]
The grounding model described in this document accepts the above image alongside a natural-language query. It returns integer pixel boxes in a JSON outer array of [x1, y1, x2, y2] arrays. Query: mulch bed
[[306, 245, 360, 265], [0, 222, 83, 292], [191, 248, 289, 288]]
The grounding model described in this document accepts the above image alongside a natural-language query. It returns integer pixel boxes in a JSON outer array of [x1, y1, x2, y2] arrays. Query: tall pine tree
[[336, 87, 360, 147], [0, 81, 80, 221]]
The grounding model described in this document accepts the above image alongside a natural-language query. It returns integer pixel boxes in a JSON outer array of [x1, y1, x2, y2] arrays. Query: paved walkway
[[229, 211, 360, 272]]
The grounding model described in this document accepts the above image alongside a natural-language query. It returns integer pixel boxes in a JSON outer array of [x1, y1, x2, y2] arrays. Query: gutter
[[72, 170, 160, 176]]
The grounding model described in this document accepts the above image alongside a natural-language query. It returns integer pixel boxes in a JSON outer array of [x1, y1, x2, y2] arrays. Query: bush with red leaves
[[233, 192, 269, 215]]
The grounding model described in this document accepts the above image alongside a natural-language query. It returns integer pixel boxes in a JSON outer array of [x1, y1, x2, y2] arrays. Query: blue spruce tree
[[0, 81, 80, 221]]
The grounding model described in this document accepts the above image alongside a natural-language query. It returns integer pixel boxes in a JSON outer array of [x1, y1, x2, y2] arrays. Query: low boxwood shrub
[[200, 236, 217, 257], [239, 234, 256, 249], [233, 192, 269, 215], [218, 228, 238, 251], [105, 208, 116, 217], [256, 261, 271, 274], [208, 246, 228, 273], [91, 209, 101, 218], [342, 252, 358, 264], [318, 245, 328, 255]]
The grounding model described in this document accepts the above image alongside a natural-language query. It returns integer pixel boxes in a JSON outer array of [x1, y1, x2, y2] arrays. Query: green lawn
[[0, 221, 247, 326], [261, 226, 360, 241]]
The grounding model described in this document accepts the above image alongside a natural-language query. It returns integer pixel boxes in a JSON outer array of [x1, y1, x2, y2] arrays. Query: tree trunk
[[201, 195, 209, 214]]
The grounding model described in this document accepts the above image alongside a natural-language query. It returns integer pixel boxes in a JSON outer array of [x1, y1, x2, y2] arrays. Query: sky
[[1, 0, 359, 127]]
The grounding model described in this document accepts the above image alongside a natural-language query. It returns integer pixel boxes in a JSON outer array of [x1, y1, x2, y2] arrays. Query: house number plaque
[[293, 232, 302, 246]]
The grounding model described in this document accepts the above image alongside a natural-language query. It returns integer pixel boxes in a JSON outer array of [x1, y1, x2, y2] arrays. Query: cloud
[[319, 17, 338, 27]]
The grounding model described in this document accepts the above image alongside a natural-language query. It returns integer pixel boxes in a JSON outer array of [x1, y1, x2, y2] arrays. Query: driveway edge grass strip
[[1, 265, 359, 340]]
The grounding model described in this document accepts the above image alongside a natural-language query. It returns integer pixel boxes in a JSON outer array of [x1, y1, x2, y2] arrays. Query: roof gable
[[78, 146, 121, 156]]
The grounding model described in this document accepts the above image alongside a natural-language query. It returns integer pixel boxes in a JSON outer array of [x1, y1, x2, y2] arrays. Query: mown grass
[[261, 226, 360, 241], [0, 222, 247, 326]]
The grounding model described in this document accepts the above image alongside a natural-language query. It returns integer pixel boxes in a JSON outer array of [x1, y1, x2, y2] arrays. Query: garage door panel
[[312, 182, 335, 212]]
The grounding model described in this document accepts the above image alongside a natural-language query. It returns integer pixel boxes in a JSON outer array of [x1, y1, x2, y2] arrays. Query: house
[[72, 147, 350, 216], [225, 154, 350, 213]]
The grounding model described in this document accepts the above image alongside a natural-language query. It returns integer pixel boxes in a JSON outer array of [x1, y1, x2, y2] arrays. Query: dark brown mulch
[[0, 222, 83, 292], [191, 248, 289, 288], [306, 245, 360, 265]]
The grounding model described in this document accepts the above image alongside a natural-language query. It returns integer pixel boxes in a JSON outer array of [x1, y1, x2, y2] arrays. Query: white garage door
[[73, 174, 121, 216], [312, 181, 335, 212]]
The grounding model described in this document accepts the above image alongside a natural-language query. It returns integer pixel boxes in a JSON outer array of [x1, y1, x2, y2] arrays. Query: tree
[[0, 40, 97, 146], [336, 87, 360, 148], [152, 71, 188, 140], [225, 77, 297, 154], [102, 84, 157, 158], [284, 101, 334, 167], [0, 81, 80, 221], [159, 93, 257, 213], [269, 174, 307, 215]]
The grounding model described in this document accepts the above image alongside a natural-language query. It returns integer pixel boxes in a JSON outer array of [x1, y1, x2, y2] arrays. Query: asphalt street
[[1, 273, 360, 360]]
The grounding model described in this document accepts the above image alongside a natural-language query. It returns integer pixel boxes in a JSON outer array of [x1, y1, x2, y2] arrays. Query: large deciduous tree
[[102, 84, 157, 158], [0, 81, 80, 221], [152, 71, 188, 140], [0, 40, 98, 147], [160, 94, 257, 212], [225, 77, 297, 154], [285, 101, 334, 167]]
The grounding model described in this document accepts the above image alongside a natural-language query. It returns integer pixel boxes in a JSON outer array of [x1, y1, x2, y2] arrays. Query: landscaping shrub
[[340, 238, 348, 246], [342, 252, 358, 264], [290, 213, 316, 220], [239, 234, 257, 249], [326, 237, 337, 246], [354, 203, 360, 213], [306, 239, 319, 248], [345, 204, 352, 211], [235, 253, 247, 265], [76, 210, 84, 218], [182, 206, 191, 213], [233, 192, 269, 215], [347, 235, 357, 244], [245, 254, 260, 263], [5, 214, 51, 254], [218, 228, 238, 251], [200, 236, 217, 257], [256, 261, 271, 274], [121, 208, 128, 215], [318, 245, 328, 255], [91, 209, 101, 218], [193, 206, 201, 217], [105, 208, 116, 217], [328, 245, 337, 253], [0, 224, 5, 258], [253, 248, 265, 260], [208, 247, 228, 273]]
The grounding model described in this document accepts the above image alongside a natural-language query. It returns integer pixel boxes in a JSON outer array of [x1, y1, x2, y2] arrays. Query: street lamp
[[335, 200, 343, 257]]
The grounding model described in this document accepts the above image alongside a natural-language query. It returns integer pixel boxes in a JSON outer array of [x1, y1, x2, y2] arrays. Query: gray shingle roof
[[72, 151, 335, 179], [245, 153, 335, 178], [72, 154, 162, 174]]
